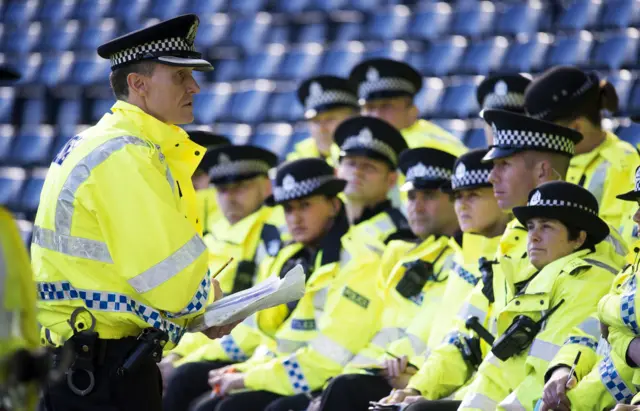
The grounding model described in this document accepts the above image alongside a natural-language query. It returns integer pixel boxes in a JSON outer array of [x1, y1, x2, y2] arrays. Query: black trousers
[[190, 390, 283, 411], [40, 338, 162, 411], [318, 374, 392, 411], [264, 393, 312, 411], [404, 399, 461, 411], [163, 360, 233, 411]]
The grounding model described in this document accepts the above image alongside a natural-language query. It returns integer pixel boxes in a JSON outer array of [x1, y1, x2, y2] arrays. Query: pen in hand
[[565, 351, 581, 388]]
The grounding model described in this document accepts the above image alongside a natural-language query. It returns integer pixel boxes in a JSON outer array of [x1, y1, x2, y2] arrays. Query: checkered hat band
[[273, 175, 336, 202], [528, 198, 597, 215], [342, 136, 397, 165], [305, 90, 358, 111], [494, 129, 575, 156], [483, 93, 525, 110], [452, 169, 491, 189], [406, 165, 452, 182], [635, 174, 640, 192], [529, 77, 596, 120], [358, 77, 416, 99], [209, 160, 271, 180], [110, 37, 196, 67]]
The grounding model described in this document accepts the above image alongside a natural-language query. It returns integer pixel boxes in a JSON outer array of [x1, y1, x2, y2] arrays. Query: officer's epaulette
[[260, 223, 283, 257], [563, 258, 592, 276]]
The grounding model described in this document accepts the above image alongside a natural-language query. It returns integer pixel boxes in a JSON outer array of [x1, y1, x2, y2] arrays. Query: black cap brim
[[211, 172, 268, 186], [264, 179, 347, 206], [482, 147, 524, 163], [400, 179, 451, 193], [304, 102, 357, 120], [340, 148, 396, 168], [157, 56, 213, 71], [617, 190, 640, 202]]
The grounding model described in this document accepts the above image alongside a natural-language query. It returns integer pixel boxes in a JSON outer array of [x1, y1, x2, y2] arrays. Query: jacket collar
[[317, 203, 350, 265], [209, 206, 273, 245], [522, 249, 592, 295], [353, 199, 393, 225], [457, 232, 502, 264]]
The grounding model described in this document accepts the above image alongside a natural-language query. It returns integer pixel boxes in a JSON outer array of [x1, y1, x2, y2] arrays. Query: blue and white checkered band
[[451, 162, 491, 190], [209, 159, 271, 180], [405, 162, 452, 182], [273, 174, 336, 202], [635, 167, 640, 192], [483, 92, 525, 110], [492, 128, 576, 156], [305, 83, 357, 111], [341, 127, 398, 165], [529, 76, 596, 120], [528, 190, 598, 215], [110, 37, 196, 67], [357, 67, 416, 100]]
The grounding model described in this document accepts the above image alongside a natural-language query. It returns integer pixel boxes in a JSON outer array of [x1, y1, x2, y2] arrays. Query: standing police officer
[[33, 15, 238, 410]]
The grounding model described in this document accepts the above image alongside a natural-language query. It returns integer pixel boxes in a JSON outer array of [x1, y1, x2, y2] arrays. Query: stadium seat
[[430, 119, 468, 141], [209, 57, 241, 83], [226, 13, 272, 52], [88, 95, 116, 124], [316, 42, 364, 77], [20, 167, 48, 214], [349, 0, 384, 12], [420, 36, 467, 77], [0, 125, 16, 164], [363, 41, 412, 61], [434, 82, 479, 119], [193, 83, 233, 125], [266, 23, 292, 45], [296, 20, 329, 44], [11, 125, 55, 166], [19, 97, 47, 125], [276, 43, 324, 81], [194, 14, 230, 49], [598, 0, 639, 30], [72, 0, 112, 22], [272, 0, 312, 13], [250, 123, 294, 159], [616, 122, 640, 147], [363, 5, 411, 41], [265, 89, 304, 123], [52, 134, 74, 158], [554, 0, 601, 32], [74, 19, 118, 52], [228, 0, 269, 15], [449, 1, 495, 38], [606, 71, 634, 116], [146, 0, 187, 20], [37, 52, 75, 86], [455, 36, 509, 75], [493, 1, 545, 37], [212, 123, 252, 145], [3, 0, 39, 27], [108, 0, 150, 24], [14, 53, 43, 85], [0, 87, 16, 123], [307, 0, 348, 12], [37, 0, 77, 25], [285, 130, 310, 154], [590, 30, 639, 71], [407, 4, 451, 41], [226, 81, 274, 124], [544, 31, 594, 68], [242, 45, 286, 80], [332, 20, 364, 43], [0, 167, 27, 209], [415, 77, 446, 118], [3, 22, 42, 55], [39, 21, 80, 53], [180, 0, 225, 15], [627, 79, 640, 119], [499, 33, 551, 73], [15, 218, 34, 247], [54, 96, 82, 129], [463, 127, 487, 149], [66, 53, 111, 85]]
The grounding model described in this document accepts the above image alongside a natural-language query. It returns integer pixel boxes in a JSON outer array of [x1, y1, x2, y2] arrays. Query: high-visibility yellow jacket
[[458, 250, 616, 411], [345, 200, 415, 247], [286, 137, 340, 167], [32, 101, 212, 349], [567, 132, 639, 244], [343, 235, 456, 372], [1, 207, 39, 410], [196, 187, 222, 236]]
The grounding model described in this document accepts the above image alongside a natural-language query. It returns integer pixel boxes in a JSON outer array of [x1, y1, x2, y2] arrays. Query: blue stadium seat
[[317, 43, 364, 77], [212, 123, 252, 145], [363, 5, 411, 41], [228, 0, 269, 15], [307, 0, 348, 12], [493, 2, 544, 37], [500, 33, 550, 73], [332, 20, 364, 43], [194, 14, 229, 49], [108, 0, 150, 24], [3, 0, 39, 27], [39, 21, 80, 52], [3, 22, 42, 55], [66, 54, 111, 85], [20, 168, 48, 213], [265, 89, 304, 123], [455, 36, 508, 75], [407, 4, 452, 41], [210, 57, 241, 83], [276, 44, 324, 81], [15, 219, 34, 247], [555, 0, 601, 32], [0, 87, 16, 123], [296, 21, 328, 44], [348, 0, 383, 11], [285, 130, 309, 154], [193, 83, 233, 125], [72, 0, 112, 22], [266, 23, 292, 45], [74, 19, 118, 52], [363, 41, 411, 61], [544, 32, 594, 68], [415, 78, 445, 118], [590, 31, 639, 70], [146, 0, 187, 20], [37, 52, 75, 86], [429, 119, 468, 141], [616, 121, 640, 146], [463, 128, 487, 149], [599, 0, 639, 30], [89, 95, 116, 124], [434, 82, 479, 119], [627, 79, 640, 119], [37, 0, 77, 25], [181, 0, 224, 15], [14, 53, 43, 85], [606, 71, 634, 116], [250, 124, 294, 159], [226, 81, 274, 124], [19, 97, 47, 125], [420, 36, 467, 77], [449, 1, 495, 38], [272, 0, 312, 13], [226, 14, 272, 52], [55, 97, 82, 128], [0, 167, 27, 209], [52, 134, 73, 158], [0, 126, 16, 164], [11, 125, 55, 166]]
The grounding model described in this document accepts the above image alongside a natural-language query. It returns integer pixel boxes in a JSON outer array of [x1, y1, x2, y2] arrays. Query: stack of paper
[[188, 264, 306, 332]]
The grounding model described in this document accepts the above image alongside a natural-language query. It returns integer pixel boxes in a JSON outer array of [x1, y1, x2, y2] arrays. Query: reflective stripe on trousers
[[461, 393, 497, 410]]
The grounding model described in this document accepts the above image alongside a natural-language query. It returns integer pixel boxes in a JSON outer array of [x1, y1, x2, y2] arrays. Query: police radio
[[478, 257, 497, 303], [396, 260, 435, 299], [491, 299, 565, 361]]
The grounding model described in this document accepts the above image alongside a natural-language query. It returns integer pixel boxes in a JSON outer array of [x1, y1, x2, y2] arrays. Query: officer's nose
[[488, 167, 498, 185]]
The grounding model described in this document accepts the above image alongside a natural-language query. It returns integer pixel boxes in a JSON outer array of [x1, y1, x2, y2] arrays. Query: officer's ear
[[386, 170, 398, 190], [127, 72, 148, 97], [329, 197, 341, 217]]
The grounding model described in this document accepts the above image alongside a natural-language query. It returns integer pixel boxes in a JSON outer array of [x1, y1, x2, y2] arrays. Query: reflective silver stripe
[[374, 215, 394, 234], [407, 332, 427, 355], [309, 334, 354, 366], [583, 258, 619, 275], [457, 301, 487, 324], [606, 233, 628, 257], [364, 243, 384, 256], [55, 136, 148, 234], [528, 339, 561, 362], [32, 225, 113, 264], [283, 354, 311, 394], [340, 249, 352, 266], [499, 392, 526, 411], [461, 393, 497, 410], [490, 317, 498, 335], [587, 160, 609, 206], [254, 241, 268, 268], [349, 354, 379, 366], [165, 165, 175, 192], [243, 314, 257, 328], [485, 352, 502, 367], [253, 344, 277, 359], [127, 234, 207, 294], [0, 236, 14, 340], [371, 327, 404, 348], [577, 316, 601, 339], [277, 338, 306, 353], [596, 337, 611, 357], [313, 287, 328, 311]]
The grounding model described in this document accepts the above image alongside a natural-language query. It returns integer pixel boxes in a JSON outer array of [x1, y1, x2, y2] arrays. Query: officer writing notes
[[32, 15, 238, 410]]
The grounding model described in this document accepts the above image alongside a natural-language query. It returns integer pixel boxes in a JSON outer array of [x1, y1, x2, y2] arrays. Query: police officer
[[287, 76, 358, 164], [33, 15, 238, 410], [334, 116, 416, 244], [476, 74, 531, 145], [162, 145, 285, 410], [186, 130, 231, 234], [524, 66, 640, 244], [349, 58, 467, 156]]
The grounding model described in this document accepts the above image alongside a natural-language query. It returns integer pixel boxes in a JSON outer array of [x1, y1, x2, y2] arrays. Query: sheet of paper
[[187, 264, 306, 332]]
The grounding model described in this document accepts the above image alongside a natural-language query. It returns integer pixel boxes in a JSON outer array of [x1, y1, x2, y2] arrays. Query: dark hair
[[564, 221, 594, 251], [558, 80, 619, 127], [109, 61, 156, 100]]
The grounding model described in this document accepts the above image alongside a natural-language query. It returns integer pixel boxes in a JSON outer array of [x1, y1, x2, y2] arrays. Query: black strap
[[230, 223, 282, 294]]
